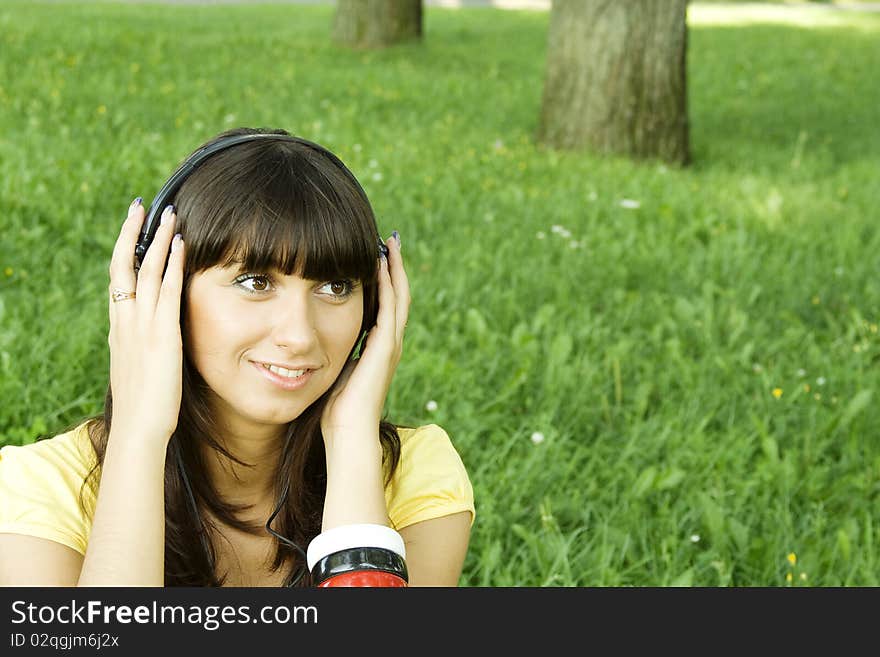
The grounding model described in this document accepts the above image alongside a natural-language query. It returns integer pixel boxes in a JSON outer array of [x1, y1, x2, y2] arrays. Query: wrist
[[322, 427, 382, 461], [107, 425, 173, 452]]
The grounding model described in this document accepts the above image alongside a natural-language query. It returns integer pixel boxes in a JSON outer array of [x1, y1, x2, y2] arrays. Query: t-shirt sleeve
[[0, 426, 97, 556], [385, 424, 475, 531]]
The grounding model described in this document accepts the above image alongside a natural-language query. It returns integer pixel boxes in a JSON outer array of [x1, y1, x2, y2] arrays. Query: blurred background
[[0, 0, 878, 585]]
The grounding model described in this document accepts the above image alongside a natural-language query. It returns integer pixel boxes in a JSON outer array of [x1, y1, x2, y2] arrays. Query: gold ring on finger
[[111, 287, 137, 303]]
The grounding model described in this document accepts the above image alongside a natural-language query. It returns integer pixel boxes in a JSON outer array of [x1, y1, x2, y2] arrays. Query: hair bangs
[[179, 142, 380, 285]]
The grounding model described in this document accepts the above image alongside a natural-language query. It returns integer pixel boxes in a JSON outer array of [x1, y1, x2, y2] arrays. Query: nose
[[270, 293, 319, 353]]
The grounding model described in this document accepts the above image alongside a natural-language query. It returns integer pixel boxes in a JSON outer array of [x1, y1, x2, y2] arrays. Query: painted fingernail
[[392, 230, 401, 247], [172, 233, 183, 252], [161, 204, 175, 225], [126, 197, 142, 220]]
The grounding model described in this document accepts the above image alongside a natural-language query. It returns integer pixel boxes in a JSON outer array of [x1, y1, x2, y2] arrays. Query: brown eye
[[233, 273, 274, 294], [318, 280, 355, 299]]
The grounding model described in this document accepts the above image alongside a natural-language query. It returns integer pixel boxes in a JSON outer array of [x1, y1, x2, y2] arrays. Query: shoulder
[[1, 422, 96, 470], [0, 422, 98, 555], [394, 424, 468, 475], [385, 424, 475, 531]]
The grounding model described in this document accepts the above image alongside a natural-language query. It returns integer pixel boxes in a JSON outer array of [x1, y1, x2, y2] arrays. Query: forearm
[[321, 431, 388, 531], [78, 430, 168, 586]]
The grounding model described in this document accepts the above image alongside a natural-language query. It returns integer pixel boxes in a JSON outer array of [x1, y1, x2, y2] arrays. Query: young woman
[[0, 128, 474, 587]]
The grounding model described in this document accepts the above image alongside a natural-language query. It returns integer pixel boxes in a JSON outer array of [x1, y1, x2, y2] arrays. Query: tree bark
[[537, 0, 690, 166], [333, 0, 423, 49]]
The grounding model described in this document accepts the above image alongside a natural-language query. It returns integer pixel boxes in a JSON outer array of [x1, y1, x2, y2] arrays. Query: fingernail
[[172, 233, 183, 252], [126, 197, 142, 220], [392, 230, 401, 247], [161, 204, 175, 225]]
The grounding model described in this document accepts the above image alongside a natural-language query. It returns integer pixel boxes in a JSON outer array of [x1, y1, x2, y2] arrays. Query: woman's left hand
[[320, 233, 409, 445]]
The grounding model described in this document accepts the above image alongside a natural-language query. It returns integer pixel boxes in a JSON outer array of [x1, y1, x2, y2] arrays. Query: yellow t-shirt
[[0, 422, 474, 556]]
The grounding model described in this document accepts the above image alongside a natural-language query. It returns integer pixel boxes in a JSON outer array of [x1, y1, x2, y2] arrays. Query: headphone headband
[[134, 133, 380, 267]]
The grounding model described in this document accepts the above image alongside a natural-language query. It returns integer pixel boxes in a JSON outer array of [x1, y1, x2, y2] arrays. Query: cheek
[[321, 306, 364, 359], [184, 296, 252, 369]]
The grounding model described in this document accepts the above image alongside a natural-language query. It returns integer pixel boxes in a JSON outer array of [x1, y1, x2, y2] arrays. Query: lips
[[251, 361, 316, 391]]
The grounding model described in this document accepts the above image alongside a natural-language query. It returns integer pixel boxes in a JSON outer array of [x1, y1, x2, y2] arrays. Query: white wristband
[[306, 523, 406, 571]]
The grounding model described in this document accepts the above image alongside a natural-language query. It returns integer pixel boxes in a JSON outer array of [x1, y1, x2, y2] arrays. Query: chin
[[249, 400, 318, 427]]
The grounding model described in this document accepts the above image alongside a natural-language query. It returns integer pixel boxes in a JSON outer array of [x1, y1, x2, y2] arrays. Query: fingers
[[374, 247, 396, 343], [108, 200, 183, 337], [385, 232, 411, 338], [108, 197, 145, 298], [135, 205, 178, 313], [369, 231, 411, 366], [155, 232, 185, 326]]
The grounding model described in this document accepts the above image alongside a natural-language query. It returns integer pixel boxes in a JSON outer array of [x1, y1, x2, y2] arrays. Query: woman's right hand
[[106, 199, 185, 446]]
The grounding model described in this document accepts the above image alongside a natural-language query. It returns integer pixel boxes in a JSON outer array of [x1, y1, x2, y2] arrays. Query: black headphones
[[134, 132, 389, 269]]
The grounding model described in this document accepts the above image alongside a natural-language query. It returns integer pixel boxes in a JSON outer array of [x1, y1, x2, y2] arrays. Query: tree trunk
[[537, 0, 690, 166], [333, 0, 423, 49]]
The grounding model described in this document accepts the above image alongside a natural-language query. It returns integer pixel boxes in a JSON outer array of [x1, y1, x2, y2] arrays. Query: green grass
[[1, 1, 878, 586]]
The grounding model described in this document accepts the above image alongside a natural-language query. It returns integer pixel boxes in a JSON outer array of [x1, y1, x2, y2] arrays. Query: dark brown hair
[[80, 127, 401, 586]]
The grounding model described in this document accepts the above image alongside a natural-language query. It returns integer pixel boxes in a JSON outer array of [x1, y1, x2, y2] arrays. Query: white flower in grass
[[425, 400, 438, 412], [752, 363, 763, 373], [371, 172, 383, 182], [353, 143, 362, 152], [368, 159, 379, 169], [619, 199, 641, 209], [816, 377, 826, 386], [690, 534, 700, 543], [536, 231, 546, 240], [530, 431, 545, 445], [223, 113, 236, 124], [569, 241, 581, 249], [797, 369, 807, 377]]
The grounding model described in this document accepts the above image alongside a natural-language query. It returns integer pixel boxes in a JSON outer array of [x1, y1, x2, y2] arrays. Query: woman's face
[[184, 262, 364, 437]]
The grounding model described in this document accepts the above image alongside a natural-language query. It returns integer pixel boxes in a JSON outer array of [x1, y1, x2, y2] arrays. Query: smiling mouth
[[260, 363, 309, 379], [252, 361, 316, 391]]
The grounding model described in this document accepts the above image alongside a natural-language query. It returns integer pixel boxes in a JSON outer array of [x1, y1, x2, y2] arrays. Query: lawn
[[0, 1, 878, 585]]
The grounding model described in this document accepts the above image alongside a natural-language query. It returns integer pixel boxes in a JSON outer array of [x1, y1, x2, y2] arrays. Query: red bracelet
[[318, 570, 408, 588]]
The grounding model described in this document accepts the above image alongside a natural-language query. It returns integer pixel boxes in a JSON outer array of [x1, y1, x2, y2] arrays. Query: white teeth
[[265, 364, 306, 379]]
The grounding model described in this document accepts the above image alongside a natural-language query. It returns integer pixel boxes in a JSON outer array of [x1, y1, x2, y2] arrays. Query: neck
[[202, 423, 287, 511]]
